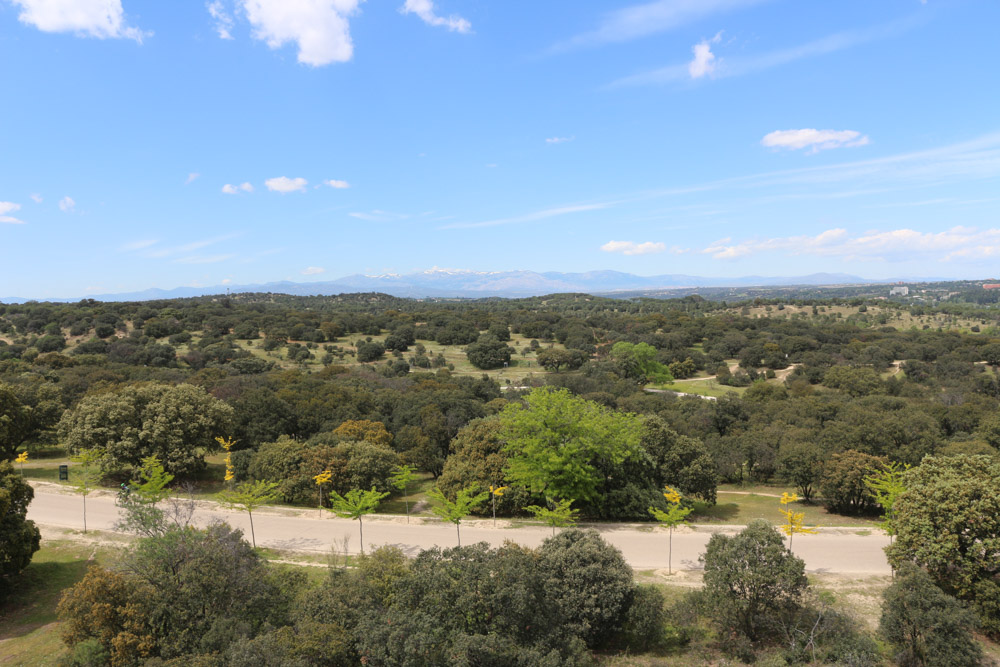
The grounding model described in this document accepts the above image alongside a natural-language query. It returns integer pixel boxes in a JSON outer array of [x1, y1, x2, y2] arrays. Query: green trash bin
[[59, 464, 69, 481]]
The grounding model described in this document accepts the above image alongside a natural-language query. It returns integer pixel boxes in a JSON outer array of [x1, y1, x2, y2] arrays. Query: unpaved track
[[27, 484, 891, 574]]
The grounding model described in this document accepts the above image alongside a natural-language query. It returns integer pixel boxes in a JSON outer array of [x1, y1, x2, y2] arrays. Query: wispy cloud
[[142, 233, 242, 260], [689, 31, 722, 78], [174, 254, 236, 264], [550, 0, 766, 52], [120, 239, 159, 252], [207, 1, 234, 39], [545, 136, 575, 144], [762, 129, 870, 153], [610, 15, 923, 87], [443, 202, 613, 230], [58, 196, 75, 212], [702, 227, 1000, 262], [185, 172, 200, 184], [12, 0, 148, 42], [29, 194, 42, 203], [0, 201, 25, 224], [324, 179, 350, 189], [349, 210, 410, 222], [265, 176, 308, 193], [400, 0, 471, 33]]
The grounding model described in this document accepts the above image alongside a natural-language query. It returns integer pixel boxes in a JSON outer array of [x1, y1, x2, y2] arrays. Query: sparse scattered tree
[[218, 479, 280, 548], [70, 448, 103, 534], [648, 486, 693, 574], [428, 485, 488, 547], [524, 497, 579, 535], [328, 487, 389, 554], [389, 464, 417, 522]]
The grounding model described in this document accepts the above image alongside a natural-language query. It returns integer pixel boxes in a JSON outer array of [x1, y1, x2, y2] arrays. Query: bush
[[356, 341, 385, 362], [617, 583, 668, 651], [465, 336, 513, 370], [701, 520, 807, 644], [880, 564, 982, 667], [0, 460, 42, 601], [819, 450, 886, 514], [59, 638, 110, 667]]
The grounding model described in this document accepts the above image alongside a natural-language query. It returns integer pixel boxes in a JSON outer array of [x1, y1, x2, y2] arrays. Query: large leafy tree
[[0, 384, 32, 460], [58, 383, 234, 477], [465, 335, 513, 370], [499, 388, 642, 505], [887, 454, 1000, 637], [0, 459, 41, 600]]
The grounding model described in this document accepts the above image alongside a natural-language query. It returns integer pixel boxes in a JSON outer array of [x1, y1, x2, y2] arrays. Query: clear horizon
[[3, 1, 1000, 298]]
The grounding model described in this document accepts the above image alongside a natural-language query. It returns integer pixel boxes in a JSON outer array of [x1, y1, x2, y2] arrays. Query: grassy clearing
[[0, 540, 118, 666], [691, 485, 881, 528], [652, 379, 746, 398]]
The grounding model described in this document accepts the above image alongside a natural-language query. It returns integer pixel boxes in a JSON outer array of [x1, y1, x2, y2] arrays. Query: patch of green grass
[[381, 474, 436, 516], [0, 540, 116, 666], [651, 379, 747, 398], [691, 486, 879, 528]]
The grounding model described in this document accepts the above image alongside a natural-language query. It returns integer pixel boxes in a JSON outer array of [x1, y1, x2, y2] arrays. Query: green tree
[[0, 383, 32, 460], [389, 464, 417, 523], [864, 460, 909, 545], [639, 416, 717, 503], [648, 486, 693, 574], [880, 563, 983, 667], [777, 440, 824, 502], [115, 455, 175, 537], [70, 448, 103, 534], [58, 383, 234, 477], [701, 519, 808, 642], [327, 487, 389, 554], [218, 480, 280, 548], [887, 454, 1000, 637], [465, 335, 513, 370], [819, 449, 887, 513], [428, 485, 488, 547], [524, 498, 580, 535], [610, 341, 673, 384], [499, 388, 642, 505], [0, 459, 41, 600]]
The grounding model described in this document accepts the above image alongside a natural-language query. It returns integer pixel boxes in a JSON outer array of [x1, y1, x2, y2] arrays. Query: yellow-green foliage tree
[[333, 419, 393, 448], [648, 486, 693, 574], [428, 486, 488, 547], [70, 448, 103, 534], [777, 492, 817, 554], [218, 479, 280, 548], [328, 487, 389, 554], [524, 498, 579, 535], [390, 464, 417, 523]]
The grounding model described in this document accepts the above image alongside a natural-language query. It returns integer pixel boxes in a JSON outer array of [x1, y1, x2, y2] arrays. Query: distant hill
[[1, 268, 921, 303]]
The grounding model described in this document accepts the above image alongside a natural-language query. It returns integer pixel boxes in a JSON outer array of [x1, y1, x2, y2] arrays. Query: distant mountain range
[[1, 268, 939, 303]]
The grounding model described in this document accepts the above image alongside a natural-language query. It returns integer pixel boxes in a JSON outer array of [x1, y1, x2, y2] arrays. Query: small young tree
[[328, 487, 389, 554], [313, 468, 332, 515], [115, 455, 174, 537], [489, 484, 508, 526], [215, 436, 237, 483], [778, 492, 817, 554], [218, 479, 280, 548], [70, 448, 103, 534], [880, 563, 982, 667], [15, 450, 28, 475], [524, 497, 579, 535], [428, 486, 488, 547], [648, 486, 693, 574], [389, 464, 417, 523], [864, 461, 908, 546]]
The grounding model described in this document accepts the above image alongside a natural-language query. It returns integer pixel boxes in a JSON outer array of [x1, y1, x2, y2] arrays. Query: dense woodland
[[2, 289, 1000, 665]]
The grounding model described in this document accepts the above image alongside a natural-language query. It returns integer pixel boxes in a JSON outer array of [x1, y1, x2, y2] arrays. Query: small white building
[[889, 286, 909, 296]]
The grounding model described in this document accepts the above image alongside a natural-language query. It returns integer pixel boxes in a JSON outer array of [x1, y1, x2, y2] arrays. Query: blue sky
[[2, 0, 999, 297]]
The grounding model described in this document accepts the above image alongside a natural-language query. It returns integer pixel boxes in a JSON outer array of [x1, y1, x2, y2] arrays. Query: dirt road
[[27, 484, 891, 574]]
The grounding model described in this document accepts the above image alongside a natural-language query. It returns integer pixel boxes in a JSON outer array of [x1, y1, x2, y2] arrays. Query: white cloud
[[186, 172, 200, 184], [222, 182, 254, 194], [174, 254, 236, 264], [545, 136, 574, 144], [221, 278, 233, 284], [400, 0, 471, 33], [207, 1, 235, 39], [29, 193, 42, 203], [58, 196, 75, 212], [551, 0, 766, 52], [265, 176, 308, 193], [241, 0, 361, 66], [701, 226, 1000, 262], [601, 240, 668, 256], [324, 179, 350, 189], [688, 32, 721, 79], [762, 129, 870, 153], [12, 0, 147, 42], [0, 201, 25, 224], [301, 266, 326, 275]]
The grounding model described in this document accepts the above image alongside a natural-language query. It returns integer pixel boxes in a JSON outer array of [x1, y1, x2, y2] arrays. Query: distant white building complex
[[889, 286, 909, 296]]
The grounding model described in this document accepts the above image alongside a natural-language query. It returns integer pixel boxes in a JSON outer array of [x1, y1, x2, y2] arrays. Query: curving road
[[27, 483, 891, 575]]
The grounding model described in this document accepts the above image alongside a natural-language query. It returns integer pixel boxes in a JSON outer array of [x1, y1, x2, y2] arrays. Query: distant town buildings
[[983, 284, 1000, 290], [889, 286, 909, 296]]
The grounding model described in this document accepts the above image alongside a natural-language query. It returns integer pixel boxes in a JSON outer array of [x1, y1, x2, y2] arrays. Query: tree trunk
[[248, 510, 256, 548], [359, 518, 364, 555]]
